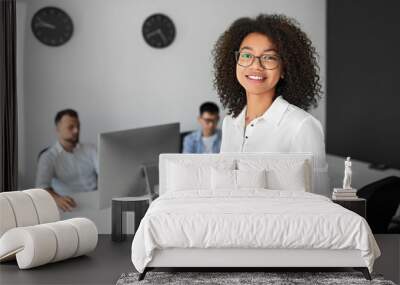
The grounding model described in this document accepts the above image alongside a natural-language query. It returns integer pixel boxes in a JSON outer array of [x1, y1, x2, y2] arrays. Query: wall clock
[[142, 14, 176, 48], [31, 7, 73, 46]]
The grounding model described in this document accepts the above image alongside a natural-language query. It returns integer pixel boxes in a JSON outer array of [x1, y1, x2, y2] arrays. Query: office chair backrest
[[179, 131, 193, 153], [141, 162, 159, 197], [37, 147, 49, 161]]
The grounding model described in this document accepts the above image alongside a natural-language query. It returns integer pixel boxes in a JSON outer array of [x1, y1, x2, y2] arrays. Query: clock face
[[31, 7, 73, 47], [142, 14, 176, 48]]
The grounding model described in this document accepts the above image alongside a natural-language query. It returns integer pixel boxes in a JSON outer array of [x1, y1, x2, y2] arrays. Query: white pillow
[[211, 168, 236, 190], [238, 159, 310, 192], [167, 162, 210, 191], [166, 158, 235, 192], [211, 168, 268, 190], [236, 169, 267, 189], [267, 167, 306, 191]]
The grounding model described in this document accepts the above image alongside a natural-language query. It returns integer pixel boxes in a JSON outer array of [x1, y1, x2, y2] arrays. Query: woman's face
[[236, 32, 283, 96]]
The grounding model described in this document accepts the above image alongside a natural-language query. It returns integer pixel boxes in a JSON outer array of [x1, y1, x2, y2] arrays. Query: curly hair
[[212, 14, 322, 118]]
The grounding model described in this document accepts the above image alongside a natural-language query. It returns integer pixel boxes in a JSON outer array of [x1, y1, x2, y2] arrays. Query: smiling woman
[[213, 14, 321, 117], [213, 14, 329, 196]]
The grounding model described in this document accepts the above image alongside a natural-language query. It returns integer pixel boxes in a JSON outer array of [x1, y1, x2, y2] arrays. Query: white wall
[[16, 0, 329, 232], [17, 0, 327, 190]]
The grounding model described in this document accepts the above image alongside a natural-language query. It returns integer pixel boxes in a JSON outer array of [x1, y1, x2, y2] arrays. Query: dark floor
[[1, 234, 399, 285], [0, 235, 134, 285]]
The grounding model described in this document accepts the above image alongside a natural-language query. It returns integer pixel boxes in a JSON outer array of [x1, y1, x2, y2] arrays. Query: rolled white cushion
[[62, 218, 98, 257], [42, 221, 79, 262], [23, 189, 59, 223], [0, 226, 57, 269], [0, 218, 97, 269], [0, 196, 17, 237], [0, 191, 39, 227]]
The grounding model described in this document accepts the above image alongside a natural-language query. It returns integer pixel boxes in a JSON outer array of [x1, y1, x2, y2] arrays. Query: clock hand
[[36, 17, 56, 29], [157, 30, 167, 45], [146, 29, 159, 39], [39, 22, 56, 29]]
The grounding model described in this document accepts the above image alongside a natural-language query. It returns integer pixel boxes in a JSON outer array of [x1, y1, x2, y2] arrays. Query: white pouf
[[0, 218, 98, 269], [0, 189, 98, 269]]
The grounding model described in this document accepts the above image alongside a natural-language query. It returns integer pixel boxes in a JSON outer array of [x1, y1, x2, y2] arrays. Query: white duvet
[[131, 190, 380, 273]]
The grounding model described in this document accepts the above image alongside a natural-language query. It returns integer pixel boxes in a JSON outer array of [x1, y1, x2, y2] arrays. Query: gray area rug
[[116, 271, 396, 285]]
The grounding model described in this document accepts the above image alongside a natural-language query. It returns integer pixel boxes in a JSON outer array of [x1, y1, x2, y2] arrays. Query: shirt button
[[245, 136, 248, 139], [251, 124, 254, 127]]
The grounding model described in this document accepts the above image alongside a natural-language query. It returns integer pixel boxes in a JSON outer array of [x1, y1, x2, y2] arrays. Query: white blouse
[[220, 96, 330, 196]]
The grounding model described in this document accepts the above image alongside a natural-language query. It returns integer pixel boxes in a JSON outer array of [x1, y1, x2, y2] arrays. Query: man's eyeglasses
[[202, 118, 219, 125], [235, 51, 281, 70]]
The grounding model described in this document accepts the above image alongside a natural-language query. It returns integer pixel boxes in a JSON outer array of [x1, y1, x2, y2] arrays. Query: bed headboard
[[159, 153, 314, 196]]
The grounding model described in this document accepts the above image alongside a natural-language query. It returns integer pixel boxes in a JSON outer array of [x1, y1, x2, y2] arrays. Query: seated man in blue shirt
[[183, 102, 222, 153], [36, 109, 98, 212]]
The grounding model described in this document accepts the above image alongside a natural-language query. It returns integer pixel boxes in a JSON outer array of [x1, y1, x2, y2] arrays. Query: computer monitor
[[98, 122, 180, 209]]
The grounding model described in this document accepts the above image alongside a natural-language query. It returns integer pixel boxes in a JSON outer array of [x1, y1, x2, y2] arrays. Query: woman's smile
[[245, 74, 267, 83]]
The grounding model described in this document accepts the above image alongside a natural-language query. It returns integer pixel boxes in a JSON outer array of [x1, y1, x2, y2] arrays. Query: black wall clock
[[31, 7, 73, 47], [142, 14, 176, 48]]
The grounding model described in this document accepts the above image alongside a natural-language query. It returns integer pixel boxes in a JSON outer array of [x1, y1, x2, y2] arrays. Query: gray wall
[[17, 0, 327, 189]]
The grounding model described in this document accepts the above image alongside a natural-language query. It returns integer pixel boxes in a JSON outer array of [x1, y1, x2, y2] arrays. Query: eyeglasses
[[202, 118, 219, 125], [235, 51, 281, 70]]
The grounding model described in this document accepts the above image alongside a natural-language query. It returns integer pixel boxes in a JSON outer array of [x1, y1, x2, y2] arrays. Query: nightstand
[[111, 197, 150, 242], [111, 163, 158, 242], [332, 198, 366, 219]]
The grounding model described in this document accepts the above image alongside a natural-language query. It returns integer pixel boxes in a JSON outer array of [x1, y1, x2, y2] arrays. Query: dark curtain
[[0, 0, 18, 192]]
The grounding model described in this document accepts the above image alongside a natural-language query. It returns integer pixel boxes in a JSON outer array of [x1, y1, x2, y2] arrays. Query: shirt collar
[[233, 95, 289, 129], [195, 129, 221, 140], [55, 141, 80, 153]]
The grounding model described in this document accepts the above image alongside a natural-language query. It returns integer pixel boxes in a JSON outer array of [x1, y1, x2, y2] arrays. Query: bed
[[131, 153, 381, 280]]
